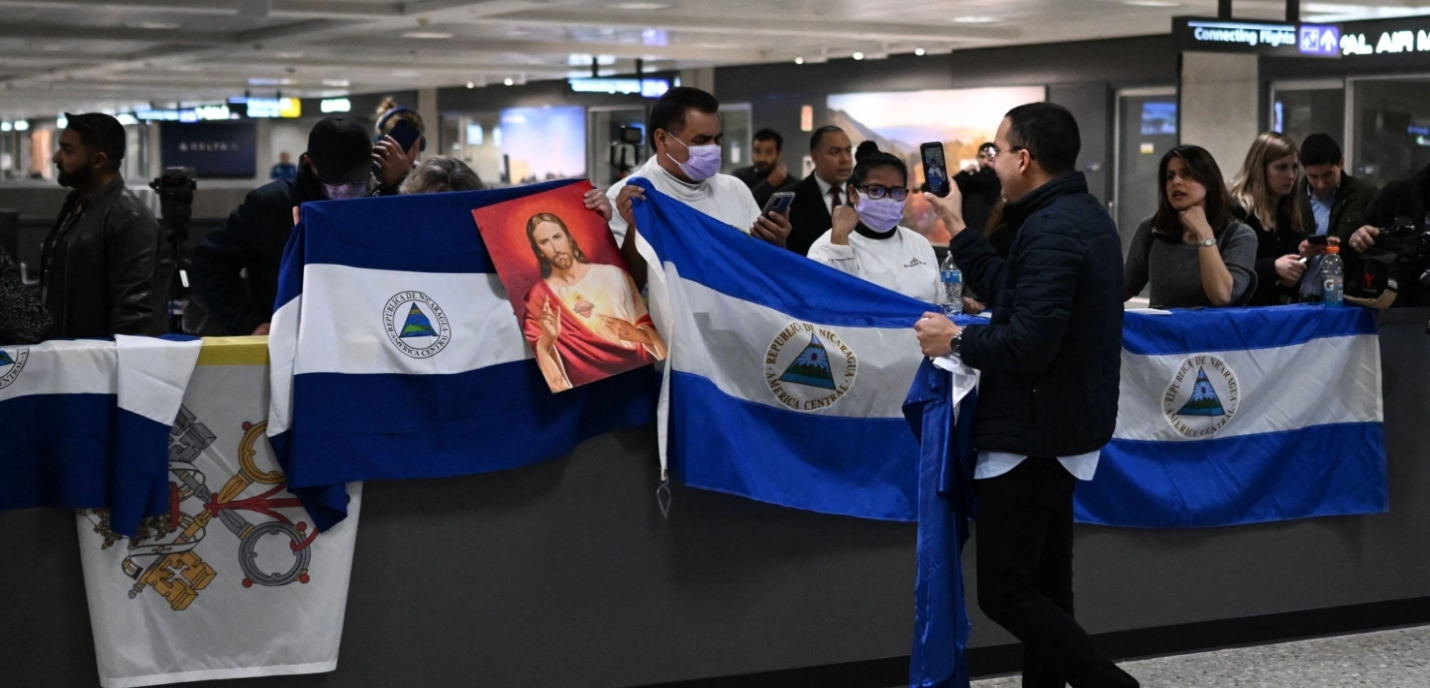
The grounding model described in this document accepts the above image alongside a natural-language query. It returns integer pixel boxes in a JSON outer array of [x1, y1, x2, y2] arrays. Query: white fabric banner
[[77, 343, 362, 688]]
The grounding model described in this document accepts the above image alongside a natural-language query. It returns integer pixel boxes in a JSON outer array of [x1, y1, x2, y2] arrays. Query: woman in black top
[[1229, 132, 1307, 306]]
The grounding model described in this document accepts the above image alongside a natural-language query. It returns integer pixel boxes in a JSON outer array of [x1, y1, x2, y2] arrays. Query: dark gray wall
[[3, 309, 1430, 687], [437, 74, 677, 113]]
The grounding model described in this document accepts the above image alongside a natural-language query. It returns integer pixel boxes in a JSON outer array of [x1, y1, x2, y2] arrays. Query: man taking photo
[[41, 113, 164, 338], [731, 128, 797, 209], [915, 103, 1138, 688]]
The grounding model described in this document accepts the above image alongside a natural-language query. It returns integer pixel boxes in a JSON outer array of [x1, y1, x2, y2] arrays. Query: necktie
[[829, 186, 842, 210]]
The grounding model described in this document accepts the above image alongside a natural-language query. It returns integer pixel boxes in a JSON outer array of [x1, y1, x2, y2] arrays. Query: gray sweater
[[1124, 217, 1258, 308]]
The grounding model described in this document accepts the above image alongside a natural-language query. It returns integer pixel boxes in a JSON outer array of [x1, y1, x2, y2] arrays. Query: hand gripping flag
[[1076, 305, 1388, 528], [268, 180, 656, 529], [629, 179, 928, 520], [0, 335, 202, 535]]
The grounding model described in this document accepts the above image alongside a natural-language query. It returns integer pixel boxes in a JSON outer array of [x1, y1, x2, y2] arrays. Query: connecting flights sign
[[1174, 17, 1341, 58], [1176, 15, 1430, 61]]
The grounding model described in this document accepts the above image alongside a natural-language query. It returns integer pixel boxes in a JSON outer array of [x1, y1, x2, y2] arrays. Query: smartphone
[[920, 142, 951, 197], [388, 119, 424, 153], [763, 191, 795, 217], [1306, 234, 1329, 246]]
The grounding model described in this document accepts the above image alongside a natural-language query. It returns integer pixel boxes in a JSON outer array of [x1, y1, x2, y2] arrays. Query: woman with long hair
[[1229, 132, 1308, 305], [807, 141, 939, 301], [1124, 145, 1257, 308]]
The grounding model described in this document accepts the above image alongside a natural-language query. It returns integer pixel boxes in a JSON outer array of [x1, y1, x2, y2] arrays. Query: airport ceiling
[[0, 0, 1426, 118]]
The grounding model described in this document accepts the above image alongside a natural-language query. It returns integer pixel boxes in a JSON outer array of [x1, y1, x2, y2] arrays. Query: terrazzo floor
[[970, 625, 1430, 687]]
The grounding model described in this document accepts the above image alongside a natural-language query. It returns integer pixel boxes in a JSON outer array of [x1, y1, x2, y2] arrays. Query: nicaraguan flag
[[630, 179, 928, 520], [1076, 306, 1387, 528], [268, 180, 657, 530], [0, 335, 201, 535]]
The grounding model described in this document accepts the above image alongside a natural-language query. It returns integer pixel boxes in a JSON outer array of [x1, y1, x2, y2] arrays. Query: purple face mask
[[855, 195, 905, 232], [323, 182, 369, 200], [665, 134, 722, 182]]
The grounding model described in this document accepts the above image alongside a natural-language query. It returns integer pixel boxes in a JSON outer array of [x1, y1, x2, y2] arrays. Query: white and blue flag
[[0, 335, 201, 535], [267, 180, 656, 530], [630, 179, 928, 520], [1076, 306, 1387, 527]]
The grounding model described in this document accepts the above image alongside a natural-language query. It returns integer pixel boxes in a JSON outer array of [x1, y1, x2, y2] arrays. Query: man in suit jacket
[[786, 125, 853, 256]]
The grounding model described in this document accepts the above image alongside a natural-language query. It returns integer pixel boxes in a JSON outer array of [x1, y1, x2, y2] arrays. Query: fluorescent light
[[914, 47, 926, 56], [13, 120, 28, 131], [402, 31, 453, 39], [852, 51, 865, 60], [1124, 0, 1182, 6], [794, 56, 805, 64], [320, 98, 351, 113], [610, 2, 674, 9], [0, 122, 10, 133], [466, 81, 475, 88], [504, 77, 515, 86], [953, 16, 998, 23], [115, 114, 139, 126]]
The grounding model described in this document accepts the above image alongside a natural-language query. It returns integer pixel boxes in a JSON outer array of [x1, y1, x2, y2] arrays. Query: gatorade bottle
[[939, 252, 963, 317], [1322, 244, 1343, 307]]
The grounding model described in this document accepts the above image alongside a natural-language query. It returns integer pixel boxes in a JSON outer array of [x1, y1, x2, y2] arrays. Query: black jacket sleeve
[[959, 216, 1082, 375], [0, 249, 50, 344], [104, 204, 163, 336], [191, 190, 269, 336], [949, 226, 1008, 304]]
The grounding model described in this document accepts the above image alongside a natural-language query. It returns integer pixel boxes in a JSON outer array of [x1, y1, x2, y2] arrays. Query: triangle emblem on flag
[[1178, 367, 1225, 417], [0, 350, 13, 367], [399, 304, 437, 338], [778, 333, 838, 390]]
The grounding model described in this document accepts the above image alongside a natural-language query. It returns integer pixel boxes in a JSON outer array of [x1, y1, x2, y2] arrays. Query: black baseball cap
[[307, 117, 372, 184], [63, 112, 126, 163]]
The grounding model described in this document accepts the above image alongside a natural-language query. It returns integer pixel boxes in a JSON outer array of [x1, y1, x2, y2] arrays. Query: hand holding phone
[[763, 191, 795, 217], [920, 142, 951, 198]]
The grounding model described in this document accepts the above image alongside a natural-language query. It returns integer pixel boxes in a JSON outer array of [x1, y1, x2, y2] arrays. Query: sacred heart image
[[1162, 354, 1240, 439], [473, 181, 665, 393]]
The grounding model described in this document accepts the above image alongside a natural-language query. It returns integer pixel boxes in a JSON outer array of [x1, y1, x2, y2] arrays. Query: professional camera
[[149, 167, 197, 333]]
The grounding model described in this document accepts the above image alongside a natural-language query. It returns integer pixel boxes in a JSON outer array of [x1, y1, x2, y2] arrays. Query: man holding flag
[[915, 103, 1138, 688]]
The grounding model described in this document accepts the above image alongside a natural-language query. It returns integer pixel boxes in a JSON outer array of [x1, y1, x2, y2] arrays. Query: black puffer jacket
[[950, 172, 1125, 457], [1363, 163, 1430, 307]]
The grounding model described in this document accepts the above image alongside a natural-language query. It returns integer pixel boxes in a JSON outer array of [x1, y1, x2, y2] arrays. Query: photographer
[[190, 117, 374, 336], [1347, 162, 1430, 307]]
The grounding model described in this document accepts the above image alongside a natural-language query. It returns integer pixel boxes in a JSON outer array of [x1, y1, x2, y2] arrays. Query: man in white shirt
[[785, 126, 854, 256], [612, 87, 791, 285]]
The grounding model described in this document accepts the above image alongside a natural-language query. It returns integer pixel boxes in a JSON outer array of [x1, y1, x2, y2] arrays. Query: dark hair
[[851, 141, 907, 187], [809, 125, 845, 152], [978, 142, 997, 154], [526, 213, 588, 279], [1299, 133, 1343, 168], [648, 87, 719, 153], [753, 128, 783, 152], [1151, 145, 1234, 241], [1003, 102, 1080, 175]]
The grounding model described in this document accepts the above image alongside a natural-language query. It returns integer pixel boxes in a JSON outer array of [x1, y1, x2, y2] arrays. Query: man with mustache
[[522, 213, 666, 392]]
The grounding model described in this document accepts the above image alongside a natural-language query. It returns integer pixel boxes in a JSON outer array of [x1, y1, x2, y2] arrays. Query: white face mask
[[664, 134, 722, 182]]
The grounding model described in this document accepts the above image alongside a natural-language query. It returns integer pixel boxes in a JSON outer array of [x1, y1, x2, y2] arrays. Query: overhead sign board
[[1174, 17, 1341, 58], [568, 77, 671, 99], [1338, 16, 1430, 59]]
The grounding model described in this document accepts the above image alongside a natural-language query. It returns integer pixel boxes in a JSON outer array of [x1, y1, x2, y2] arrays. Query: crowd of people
[[5, 84, 1430, 688]]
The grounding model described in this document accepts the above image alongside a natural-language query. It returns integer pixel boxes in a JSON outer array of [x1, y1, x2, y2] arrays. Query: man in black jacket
[[915, 103, 1136, 688], [41, 113, 164, 338], [730, 128, 797, 209], [191, 117, 375, 335], [785, 125, 853, 256], [1348, 162, 1430, 306]]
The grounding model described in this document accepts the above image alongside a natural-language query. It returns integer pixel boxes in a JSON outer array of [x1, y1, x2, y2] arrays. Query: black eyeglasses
[[858, 184, 910, 202]]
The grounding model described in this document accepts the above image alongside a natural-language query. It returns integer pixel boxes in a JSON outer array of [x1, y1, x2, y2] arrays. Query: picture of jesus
[[522, 212, 666, 392]]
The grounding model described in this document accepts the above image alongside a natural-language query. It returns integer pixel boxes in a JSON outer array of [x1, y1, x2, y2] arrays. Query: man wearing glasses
[[915, 103, 1138, 688]]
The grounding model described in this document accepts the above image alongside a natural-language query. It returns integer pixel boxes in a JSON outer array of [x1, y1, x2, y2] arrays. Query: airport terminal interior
[[4, 1, 1430, 687]]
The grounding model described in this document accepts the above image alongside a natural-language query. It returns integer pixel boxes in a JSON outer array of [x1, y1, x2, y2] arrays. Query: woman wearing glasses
[[808, 141, 940, 302]]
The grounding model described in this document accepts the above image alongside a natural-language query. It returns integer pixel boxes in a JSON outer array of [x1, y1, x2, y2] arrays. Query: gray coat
[[1124, 217, 1258, 309]]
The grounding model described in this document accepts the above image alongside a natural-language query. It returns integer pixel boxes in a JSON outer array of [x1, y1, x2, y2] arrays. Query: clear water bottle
[[1321, 245, 1343, 307], [939, 253, 963, 317]]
